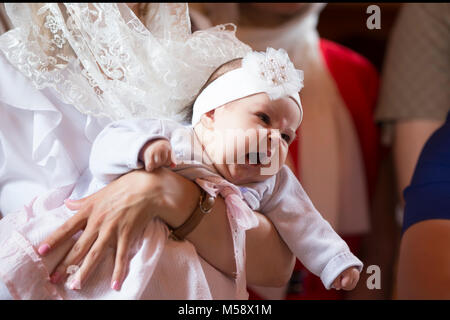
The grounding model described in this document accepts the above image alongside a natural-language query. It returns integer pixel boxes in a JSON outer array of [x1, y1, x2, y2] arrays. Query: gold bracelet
[[169, 189, 215, 241]]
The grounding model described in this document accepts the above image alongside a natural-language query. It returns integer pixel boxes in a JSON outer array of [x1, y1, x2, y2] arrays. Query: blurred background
[[317, 3, 401, 71]]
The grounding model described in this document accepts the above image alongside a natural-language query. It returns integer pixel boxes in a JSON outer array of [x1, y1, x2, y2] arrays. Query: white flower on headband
[[242, 47, 304, 101]]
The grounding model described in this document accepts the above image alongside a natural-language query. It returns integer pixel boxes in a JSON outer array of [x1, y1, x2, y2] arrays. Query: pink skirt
[[0, 185, 237, 299]]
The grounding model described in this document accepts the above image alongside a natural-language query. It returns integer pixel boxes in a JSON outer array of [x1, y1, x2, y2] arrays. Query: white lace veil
[[0, 3, 251, 122]]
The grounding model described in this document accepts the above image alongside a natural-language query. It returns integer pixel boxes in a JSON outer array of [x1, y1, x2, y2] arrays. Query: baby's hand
[[140, 139, 177, 172], [332, 267, 360, 291]]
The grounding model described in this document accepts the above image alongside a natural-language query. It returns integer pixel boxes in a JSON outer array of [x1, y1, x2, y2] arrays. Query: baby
[[0, 48, 362, 300], [88, 48, 362, 292]]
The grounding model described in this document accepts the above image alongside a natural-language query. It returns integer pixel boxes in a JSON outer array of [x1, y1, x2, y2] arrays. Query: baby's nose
[[261, 130, 281, 154], [269, 130, 282, 143]]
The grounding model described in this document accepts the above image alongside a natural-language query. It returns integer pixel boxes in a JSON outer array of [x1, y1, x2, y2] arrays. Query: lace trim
[[0, 3, 251, 122]]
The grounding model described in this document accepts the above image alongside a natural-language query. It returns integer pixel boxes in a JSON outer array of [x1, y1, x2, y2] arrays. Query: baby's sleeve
[[260, 166, 363, 289], [89, 118, 173, 184]]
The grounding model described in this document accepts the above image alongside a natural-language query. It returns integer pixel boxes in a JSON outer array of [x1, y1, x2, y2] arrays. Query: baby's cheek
[[276, 146, 289, 167]]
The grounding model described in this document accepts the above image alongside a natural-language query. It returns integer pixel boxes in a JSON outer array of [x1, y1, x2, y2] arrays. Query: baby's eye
[[281, 133, 291, 143], [257, 112, 271, 125]]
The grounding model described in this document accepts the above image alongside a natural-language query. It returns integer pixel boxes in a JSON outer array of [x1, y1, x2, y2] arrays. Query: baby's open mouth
[[245, 151, 270, 166]]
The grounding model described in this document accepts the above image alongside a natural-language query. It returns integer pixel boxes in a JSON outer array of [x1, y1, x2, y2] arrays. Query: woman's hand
[[37, 169, 168, 290], [37, 167, 294, 290]]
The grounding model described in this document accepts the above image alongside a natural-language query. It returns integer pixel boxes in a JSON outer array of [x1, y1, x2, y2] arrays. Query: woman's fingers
[[49, 227, 98, 284], [68, 232, 111, 290], [64, 198, 88, 211], [37, 208, 89, 256], [111, 232, 131, 291]]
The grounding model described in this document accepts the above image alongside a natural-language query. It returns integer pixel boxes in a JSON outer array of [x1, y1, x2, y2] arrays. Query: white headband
[[191, 47, 304, 126]]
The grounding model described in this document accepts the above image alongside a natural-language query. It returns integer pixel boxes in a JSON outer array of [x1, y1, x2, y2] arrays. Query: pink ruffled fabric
[[196, 176, 259, 300], [0, 185, 233, 300]]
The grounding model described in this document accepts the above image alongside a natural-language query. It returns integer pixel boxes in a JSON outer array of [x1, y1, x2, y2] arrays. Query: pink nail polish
[[50, 272, 61, 284], [70, 278, 81, 290], [38, 244, 50, 255], [111, 280, 121, 291]]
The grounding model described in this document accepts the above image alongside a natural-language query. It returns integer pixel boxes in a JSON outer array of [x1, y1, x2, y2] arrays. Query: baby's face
[[198, 92, 301, 185]]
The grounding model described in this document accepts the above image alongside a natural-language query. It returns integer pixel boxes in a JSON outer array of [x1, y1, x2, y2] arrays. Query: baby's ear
[[200, 110, 215, 129]]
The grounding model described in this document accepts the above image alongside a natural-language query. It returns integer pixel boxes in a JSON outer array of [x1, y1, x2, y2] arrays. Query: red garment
[[249, 39, 380, 300], [319, 39, 380, 196]]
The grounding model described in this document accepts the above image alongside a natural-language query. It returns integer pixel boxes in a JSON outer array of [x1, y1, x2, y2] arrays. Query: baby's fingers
[[145, 150, 166, 171], [155, 149, 168, 167], [145, 158, 155, 172], [162, 148, 177, 168], [153, 148, 173, 170], [341, 275, 351, 288], [342, 271, 359, 290], [169, 149, 178, 168], [332, 276, 343, 290], [143, 151, 154, 171]]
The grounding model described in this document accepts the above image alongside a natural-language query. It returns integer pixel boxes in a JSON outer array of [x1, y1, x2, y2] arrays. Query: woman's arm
[[147, 167, 295, 287], [245, 215, 296, 287], [393, 120, 443, 205], [396, 220, 450, 299], [39, 168, 295, 288]]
